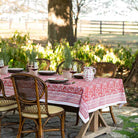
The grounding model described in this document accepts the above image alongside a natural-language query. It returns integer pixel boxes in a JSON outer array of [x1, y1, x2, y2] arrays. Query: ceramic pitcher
[[83, 66, 96, 81]]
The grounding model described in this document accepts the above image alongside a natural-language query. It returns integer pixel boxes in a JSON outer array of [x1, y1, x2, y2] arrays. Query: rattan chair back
[[92, 62, 116, 78], [0, 79, 6, 98], [0, 79, 15, 100], [36, 58, 50, 70], [56, 59, 84, 74], [11, 73, 49, 115]]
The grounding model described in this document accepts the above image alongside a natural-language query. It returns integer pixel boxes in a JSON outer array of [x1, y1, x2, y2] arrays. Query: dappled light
[[121, 109, 138, 116], [49, 7, 70, 26], [48, 0, 74, 46]]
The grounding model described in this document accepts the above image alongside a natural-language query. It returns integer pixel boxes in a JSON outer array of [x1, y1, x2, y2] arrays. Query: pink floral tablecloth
[[1, 73, 127, 123]]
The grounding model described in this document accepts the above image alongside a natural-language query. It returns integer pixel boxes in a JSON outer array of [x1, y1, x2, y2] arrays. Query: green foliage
[[46, 41, 64, 70], [114, 45, 135, 69], [73, 40, 121, 66], [7, 32, 30, 68], [114, 115, 138, 138], [0, 32, 136, 72], [26, 46, 38, 64], [125, 88, 138, 107], [10, 31, 30, 46], [0, 40, 10, 65], [63, 41, 72, 70]]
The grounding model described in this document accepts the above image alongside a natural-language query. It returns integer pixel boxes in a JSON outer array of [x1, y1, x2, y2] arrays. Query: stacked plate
[[73, 73, 83, 79], [8, 68, 24, 73], [46, 78, 68, 84], [38, 70, 56, 75]]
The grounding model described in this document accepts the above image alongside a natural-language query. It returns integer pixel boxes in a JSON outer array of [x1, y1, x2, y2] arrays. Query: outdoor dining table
[[0, 73, 127, 138]]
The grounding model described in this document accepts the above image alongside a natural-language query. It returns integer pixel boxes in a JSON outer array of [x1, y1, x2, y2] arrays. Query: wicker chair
[[92, 62, 117, 124], [11, 73, 65, 138], [36, 58, 50, 70], [56, 59, 84, 74], [0, 79, 17, 136]]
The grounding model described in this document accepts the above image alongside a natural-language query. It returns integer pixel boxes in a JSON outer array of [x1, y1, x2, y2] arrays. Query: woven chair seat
[[22, 104, 64, 119], [0, 99, 17, 111], [0, 99, 17, 106]]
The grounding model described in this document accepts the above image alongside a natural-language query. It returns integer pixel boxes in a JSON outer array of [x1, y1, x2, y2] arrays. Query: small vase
[[1, 65, 8, 75], [63, 70, 72, 80], [0, 60, 4, 67]]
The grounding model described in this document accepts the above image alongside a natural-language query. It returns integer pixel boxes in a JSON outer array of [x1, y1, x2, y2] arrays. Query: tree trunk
[[74, 1, 80, 41], [124, 53, 138, 88], [48, 0, 75, 48], [74, 18, 78, 41]]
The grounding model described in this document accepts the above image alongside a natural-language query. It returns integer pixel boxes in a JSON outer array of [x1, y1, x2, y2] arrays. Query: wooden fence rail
[[0, 20, 138, 37], [78, 20, 138, 35]]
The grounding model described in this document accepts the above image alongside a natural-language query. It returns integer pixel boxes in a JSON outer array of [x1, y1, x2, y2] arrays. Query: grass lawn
[[31, 33, 138, 53], [1, 28, 138, 52], [78, 34, 138, 53]]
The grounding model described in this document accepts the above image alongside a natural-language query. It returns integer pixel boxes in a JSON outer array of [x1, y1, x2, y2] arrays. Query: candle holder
[[31, 68, 38, 76]]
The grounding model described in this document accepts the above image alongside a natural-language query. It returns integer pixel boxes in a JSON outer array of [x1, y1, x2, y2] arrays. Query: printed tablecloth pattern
[[1, 74, 127, 123]]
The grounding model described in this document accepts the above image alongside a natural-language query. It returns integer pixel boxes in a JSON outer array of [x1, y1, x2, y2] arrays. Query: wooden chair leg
[[61, 112, 65, 138], [109, 106, 117, 125], [35, 119, 39, 138], [38, 125, 44, 138], [17, 117, 24, 138], [38, 118, 43, 138], [0, 119, 1, 138]]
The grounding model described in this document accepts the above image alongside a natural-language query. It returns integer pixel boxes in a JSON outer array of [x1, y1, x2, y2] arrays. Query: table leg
[[76, 110, 110, 138]]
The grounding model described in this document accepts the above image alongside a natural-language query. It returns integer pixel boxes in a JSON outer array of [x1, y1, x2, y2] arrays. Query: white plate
[[38, 70, 56, 75], [73, 73, 83, 79], [74, 73, 83, 76], [47, 78, 68, 84], [8, 68, 24, 73]]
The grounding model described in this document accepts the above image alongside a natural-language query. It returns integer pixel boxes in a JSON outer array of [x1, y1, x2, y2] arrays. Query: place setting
[[38, 70, 56, 76], [8, 68, 24, 73], [73, 73, 83, 79], [46, 77, 68, 84]]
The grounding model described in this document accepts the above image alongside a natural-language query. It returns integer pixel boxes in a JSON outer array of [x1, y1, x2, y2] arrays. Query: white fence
[[0, 19, 138, 38]]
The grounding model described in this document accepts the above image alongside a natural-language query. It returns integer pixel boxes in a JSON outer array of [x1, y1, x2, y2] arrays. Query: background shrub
[[0, 32, 136, 72]]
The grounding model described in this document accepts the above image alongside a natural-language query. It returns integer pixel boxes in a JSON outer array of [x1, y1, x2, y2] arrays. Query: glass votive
[[28, 65, 33, 72], [0, 59, 4, 67], [33, 62, 38, 69], [31, 68, 38, 76]]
